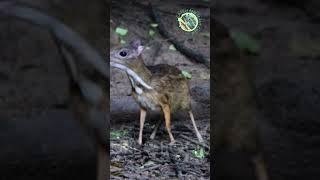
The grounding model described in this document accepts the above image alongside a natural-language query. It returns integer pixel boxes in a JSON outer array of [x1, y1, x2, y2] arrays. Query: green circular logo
[[177, 9, 200, 32]]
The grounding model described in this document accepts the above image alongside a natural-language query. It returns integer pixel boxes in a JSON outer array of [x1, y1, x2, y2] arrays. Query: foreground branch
[[0, 2, 109, 80]]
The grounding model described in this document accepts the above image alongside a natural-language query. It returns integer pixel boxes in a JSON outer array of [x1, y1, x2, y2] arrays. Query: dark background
[[215, 0, 320, 179], [0, 0, 105, 179]]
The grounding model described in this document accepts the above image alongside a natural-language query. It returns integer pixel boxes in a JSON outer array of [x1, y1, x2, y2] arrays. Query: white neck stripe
[[110, 62, 153, 90]]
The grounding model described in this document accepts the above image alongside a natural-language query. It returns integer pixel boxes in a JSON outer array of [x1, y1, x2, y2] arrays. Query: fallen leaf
[[192, 148, 205, 159], [111, 130, 128, 139], [115, 27, 128, 36], [150, 23, 158, 28], [181, 70, 192, 79], [202, 32, 210, 38], [230, 31, 260, 55], [149, 30, 156, 37], [169, 44, 176, 51], [120, 39, 126, 44], [200, 72, 210, 80]]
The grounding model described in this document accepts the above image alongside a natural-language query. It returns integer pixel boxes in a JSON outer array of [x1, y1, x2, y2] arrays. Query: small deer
[[0, 2, 109, 180], [213, 18, 269, 180], [110, 40, 203, 145]]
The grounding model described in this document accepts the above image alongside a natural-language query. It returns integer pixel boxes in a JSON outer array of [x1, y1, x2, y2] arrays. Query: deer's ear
[[131, 39, 141, 48], [131, 39, 144, 56]]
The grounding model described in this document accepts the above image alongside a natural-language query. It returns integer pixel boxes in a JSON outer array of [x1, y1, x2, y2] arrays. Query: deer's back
[[132, 64, 191, 112]]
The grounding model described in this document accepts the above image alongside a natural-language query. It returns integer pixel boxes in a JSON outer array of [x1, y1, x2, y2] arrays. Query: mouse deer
[[213, 18, 269, 180], [110, 40, 203, 145]]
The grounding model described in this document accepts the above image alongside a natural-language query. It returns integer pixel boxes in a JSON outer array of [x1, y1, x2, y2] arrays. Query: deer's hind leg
[[161, 104, 175, 145], [188, 110, 204, 143], [150, 116, 162, 140]]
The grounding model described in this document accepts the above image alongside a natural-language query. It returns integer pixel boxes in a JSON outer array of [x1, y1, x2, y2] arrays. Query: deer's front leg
[[138, 108, 147, 145]]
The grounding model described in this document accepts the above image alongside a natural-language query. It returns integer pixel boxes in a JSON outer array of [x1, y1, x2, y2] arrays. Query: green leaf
[[169, 44, 176, 51], [230, 31, 260, 55], [192, 148, 205, 159], [111, 130, 128, 139], [115, 27, 128, 36], [150, 23, 158, 28], [200, 72, 210, 80], [181, 70, 192, 79], [202, 32, 210, 38], [153, 172, 160, 177], [149, 30, 156, 37], [120, 39, 126, 44]]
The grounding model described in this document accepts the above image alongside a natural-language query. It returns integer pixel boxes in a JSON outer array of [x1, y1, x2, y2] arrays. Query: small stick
[[141, 164, 162, 171], [179, 134, 209, 150], [112, 143, 142, 152]]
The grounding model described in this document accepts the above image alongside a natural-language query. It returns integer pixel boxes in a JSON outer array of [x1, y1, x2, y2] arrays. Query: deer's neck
[[124, 58, 153, 94], [127, 58, 152, 84]]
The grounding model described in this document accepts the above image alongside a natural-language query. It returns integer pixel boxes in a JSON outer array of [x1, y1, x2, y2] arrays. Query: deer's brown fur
[[111, 40, 203, 145]]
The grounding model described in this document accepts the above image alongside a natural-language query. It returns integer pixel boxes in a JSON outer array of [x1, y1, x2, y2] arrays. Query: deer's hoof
[[169, 140, 176, 146], [199, 137, 204, 143], [150, 133, 156, 140]]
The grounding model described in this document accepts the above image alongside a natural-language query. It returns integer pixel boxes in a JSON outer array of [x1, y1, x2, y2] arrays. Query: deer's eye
[[119, 51, 127, 57]]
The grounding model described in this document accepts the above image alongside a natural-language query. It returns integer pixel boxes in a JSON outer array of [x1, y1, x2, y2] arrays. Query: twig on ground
[[141, 164, 162, 171], [180, 134, 209, 150]]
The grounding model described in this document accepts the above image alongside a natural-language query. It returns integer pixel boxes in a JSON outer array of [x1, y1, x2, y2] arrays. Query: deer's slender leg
[[188, 111, 204, 143], [252, 154, 269, 180], [162, 105, 175, 145], [138, 108, 147, 145], [150, 116, 162, 140]]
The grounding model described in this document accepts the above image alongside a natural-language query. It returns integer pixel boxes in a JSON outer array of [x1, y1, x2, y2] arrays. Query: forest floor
[[110, 118, 210, 179]]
